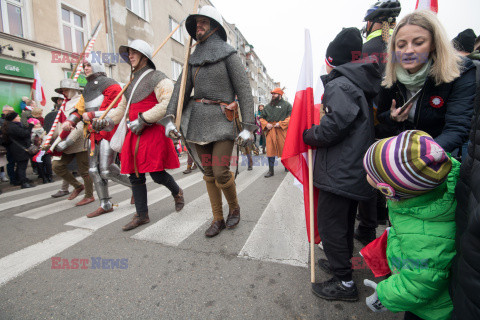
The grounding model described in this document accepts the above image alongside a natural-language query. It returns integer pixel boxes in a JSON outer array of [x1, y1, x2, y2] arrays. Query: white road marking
[[64, 172, 203, 230], [0, 229, 93, 286], [15, 184, 127, 219], [132, 165, 265, 246], [238, 174, 309, 268]]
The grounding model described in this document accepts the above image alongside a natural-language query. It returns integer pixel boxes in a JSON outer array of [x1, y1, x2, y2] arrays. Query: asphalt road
[[0, 155, 401, 320]]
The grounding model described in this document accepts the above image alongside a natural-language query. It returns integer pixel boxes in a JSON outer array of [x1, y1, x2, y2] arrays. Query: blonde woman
[[377, 10, 476, 153]]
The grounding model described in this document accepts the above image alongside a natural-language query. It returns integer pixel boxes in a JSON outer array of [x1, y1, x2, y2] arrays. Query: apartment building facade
[[0, 0, 277, 115]]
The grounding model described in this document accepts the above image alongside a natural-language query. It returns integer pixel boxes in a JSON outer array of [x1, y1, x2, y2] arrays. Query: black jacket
[[3, 121, 32, 162], [303, 61, 381, 201], [450, 82, 480, 320], [43, 110, 58, 133], [377, 58, 476, 152]]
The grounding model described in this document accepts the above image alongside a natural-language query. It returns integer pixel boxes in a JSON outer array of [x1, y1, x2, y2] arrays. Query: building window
[[61, 7, 85, 53], [126, 0, 148, 20], [171, 59, 182, 81], [0, 0, 26, 37], [169, 17, 183, 44]]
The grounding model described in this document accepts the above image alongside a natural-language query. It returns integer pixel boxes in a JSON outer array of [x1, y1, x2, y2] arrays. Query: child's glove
[[364, 279, 388, 313]]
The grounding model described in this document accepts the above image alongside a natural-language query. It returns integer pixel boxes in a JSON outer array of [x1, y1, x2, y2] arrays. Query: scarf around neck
[[395, 59, 432, 91]]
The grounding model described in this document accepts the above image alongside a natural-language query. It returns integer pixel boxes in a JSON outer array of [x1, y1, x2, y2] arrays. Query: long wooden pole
[[175, 0, 200, 128], [43, 21, 102, 148], [99, 19, 186, 120], [308, 147, 315, 283]]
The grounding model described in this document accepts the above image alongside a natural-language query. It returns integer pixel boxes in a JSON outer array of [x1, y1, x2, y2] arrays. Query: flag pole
[[308, 147, 315, 283]]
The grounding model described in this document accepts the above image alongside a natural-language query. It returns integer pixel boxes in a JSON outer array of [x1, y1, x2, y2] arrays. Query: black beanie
[[4, 112, 18, 122], [452, 29, 476, 53], [326, 27, 363, 68]]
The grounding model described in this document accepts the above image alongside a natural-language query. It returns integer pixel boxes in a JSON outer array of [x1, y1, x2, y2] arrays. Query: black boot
[[264, 166, 274, 178]]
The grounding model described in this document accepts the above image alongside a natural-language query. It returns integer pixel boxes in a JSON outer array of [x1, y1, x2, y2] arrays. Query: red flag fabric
[[360, 228, 391, 277], [415, 0, 438, 13], [33, 70, 46, 106], [281, 30, 320, 244]]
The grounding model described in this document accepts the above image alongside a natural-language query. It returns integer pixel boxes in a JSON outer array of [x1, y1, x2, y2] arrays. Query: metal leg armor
[[88, 142, 112, 211], [98, 139, 131, 187]]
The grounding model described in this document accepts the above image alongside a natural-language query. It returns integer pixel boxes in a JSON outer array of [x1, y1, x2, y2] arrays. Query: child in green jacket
[[362, 130, 459, 320]]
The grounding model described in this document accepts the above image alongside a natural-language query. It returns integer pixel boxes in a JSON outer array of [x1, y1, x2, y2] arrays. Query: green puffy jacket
[[377, 158, 460, 320]]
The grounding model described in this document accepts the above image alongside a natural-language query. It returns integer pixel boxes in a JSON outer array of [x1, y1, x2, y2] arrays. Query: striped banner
[[43, 22, 103, 147]]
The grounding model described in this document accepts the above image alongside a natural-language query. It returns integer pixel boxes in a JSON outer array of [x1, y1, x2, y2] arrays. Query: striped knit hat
[[363, 130, 452, 201]]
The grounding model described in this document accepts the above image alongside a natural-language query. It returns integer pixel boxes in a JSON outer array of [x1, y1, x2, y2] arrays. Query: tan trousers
[[52, 151, 93, 198]]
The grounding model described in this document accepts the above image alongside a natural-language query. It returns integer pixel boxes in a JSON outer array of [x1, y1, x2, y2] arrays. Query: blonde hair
[[31, 106, 43, 117], [382, 10, 462, 88]]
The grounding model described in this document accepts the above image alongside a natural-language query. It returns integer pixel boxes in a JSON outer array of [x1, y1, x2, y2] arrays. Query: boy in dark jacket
[[303, 27, 381, 301]]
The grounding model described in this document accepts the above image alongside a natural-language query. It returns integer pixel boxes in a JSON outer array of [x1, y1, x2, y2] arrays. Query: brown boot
[[122, 213, 150, 231], [225, 206, 241, 229], [173, 188, 185, 211], [205, 219, 226, 237], [68, 185, 84, 200], [216, 172, 240, 229], [183, 165, 192, 174], [86, 207, 113, 218], [204, 176, 223, 222]]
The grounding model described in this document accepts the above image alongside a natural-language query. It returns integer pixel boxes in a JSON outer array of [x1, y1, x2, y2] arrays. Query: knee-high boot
[[204, 175, 225, 237], [215, 172, 240, 229]]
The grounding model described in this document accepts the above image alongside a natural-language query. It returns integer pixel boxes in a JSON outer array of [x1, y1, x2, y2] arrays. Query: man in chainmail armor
[[164, 6, 256, 238]]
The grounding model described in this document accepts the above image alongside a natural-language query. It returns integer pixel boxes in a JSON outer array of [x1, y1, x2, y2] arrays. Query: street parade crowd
[[1, 1, 480, 319]]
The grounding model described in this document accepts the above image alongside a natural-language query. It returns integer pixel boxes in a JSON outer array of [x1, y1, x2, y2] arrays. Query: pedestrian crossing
[[0, 157, 308, 288]]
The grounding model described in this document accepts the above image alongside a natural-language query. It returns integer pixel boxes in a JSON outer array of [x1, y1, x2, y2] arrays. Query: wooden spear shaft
[[175, 0, 200, 128]]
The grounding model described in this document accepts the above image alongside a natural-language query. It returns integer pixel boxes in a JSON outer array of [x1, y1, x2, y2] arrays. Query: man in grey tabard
[[164, 5, 256, 238]]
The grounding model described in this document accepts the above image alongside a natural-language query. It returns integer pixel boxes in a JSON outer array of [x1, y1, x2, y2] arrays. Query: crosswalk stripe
[[0, 229, 93, 286], [238, 174, 309, 268], [9, 161, 190, 217], [0, 179, 62, 201], [0, 157, 188, 202], [64, 171, 203, 230], [14, 184, 128, 219], [131, 165, 265, 246]]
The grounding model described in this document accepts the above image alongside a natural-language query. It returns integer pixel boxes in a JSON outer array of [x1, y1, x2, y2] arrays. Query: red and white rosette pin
[[429, 96, 444, 108]]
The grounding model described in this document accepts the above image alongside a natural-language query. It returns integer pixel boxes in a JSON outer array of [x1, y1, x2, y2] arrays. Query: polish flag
[[281, 29, 320, 244], [313, 65, 326, 126], [415, 0, 438, 13], [33, 70, 46, 106]]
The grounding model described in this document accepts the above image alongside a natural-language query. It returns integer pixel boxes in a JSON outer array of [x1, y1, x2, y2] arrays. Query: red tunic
[[120, 92, 180, 174], [97, 84, 122, 142]]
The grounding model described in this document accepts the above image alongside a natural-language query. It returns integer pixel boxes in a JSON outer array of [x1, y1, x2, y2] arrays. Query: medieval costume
[[66, 57, 131, 218], [260, 88, 292, 177], [96, 39, 184, 231], [51, 79, 94, 206], [164, 6, 256, 237]]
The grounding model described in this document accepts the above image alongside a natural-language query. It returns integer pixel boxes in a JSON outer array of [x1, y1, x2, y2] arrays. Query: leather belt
[[195, 98, 223, 105]]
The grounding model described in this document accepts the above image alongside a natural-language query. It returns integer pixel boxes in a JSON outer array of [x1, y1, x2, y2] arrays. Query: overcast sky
[[210, 0, 480, 101]]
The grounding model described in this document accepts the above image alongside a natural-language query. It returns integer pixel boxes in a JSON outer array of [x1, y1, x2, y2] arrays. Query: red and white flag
[[313, 66, 325, 126], [33, 70, 46, 106], [281, 29, 320, 244], [415, 0, 438, 13]]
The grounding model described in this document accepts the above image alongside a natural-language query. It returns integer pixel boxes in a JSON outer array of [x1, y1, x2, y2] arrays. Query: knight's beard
[[270, 96, 280, 105]]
